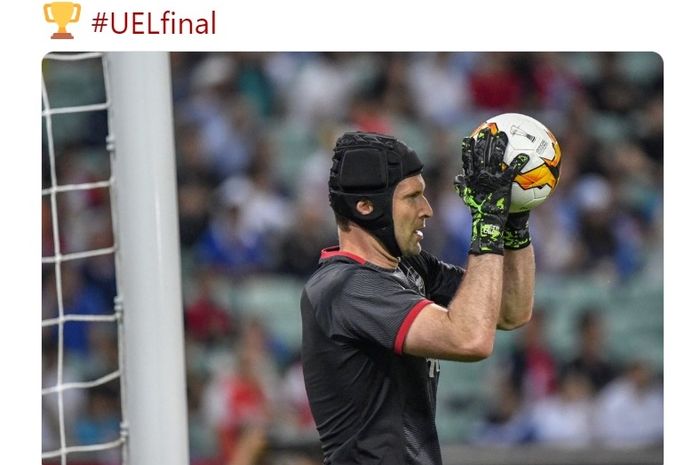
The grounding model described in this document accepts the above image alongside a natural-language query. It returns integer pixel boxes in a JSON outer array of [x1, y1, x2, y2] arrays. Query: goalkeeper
[[300, 128, 535, 465]]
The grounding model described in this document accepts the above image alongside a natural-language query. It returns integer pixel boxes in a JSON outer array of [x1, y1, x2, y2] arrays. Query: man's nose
[[422, 198, 433, 218]]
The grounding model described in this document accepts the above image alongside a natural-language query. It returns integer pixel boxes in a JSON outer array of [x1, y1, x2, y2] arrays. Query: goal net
[[42, 52, 189, 465]]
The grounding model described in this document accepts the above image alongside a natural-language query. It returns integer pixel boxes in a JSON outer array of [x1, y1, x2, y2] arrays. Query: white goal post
[[41, 51, 189, 465], [107, 52, 190, 465]]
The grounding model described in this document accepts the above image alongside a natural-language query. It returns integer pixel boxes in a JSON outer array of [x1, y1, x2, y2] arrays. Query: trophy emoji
[[44, 2, 81, 39]]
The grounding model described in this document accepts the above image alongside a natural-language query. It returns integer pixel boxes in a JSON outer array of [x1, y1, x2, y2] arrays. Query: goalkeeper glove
[[454, 128, 529, 255], [504, 211, 532, 250]]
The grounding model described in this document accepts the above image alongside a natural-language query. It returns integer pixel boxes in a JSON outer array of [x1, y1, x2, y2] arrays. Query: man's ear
[[355, 199, 374, 216]]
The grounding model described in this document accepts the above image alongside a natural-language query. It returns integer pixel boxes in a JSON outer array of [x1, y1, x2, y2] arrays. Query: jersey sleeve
[[405, 251, 464, 307], [326, 269, 432, 355]]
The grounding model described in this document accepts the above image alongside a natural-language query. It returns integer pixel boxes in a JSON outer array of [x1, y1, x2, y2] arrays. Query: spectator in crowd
[[217, 346, 272, 465], [468, 53, 524, 112], [49, 264, 111, 358], [529, 368, 595, 447], [562, 309, 618, 393], [185, 268, 237, 346], [176, 122, 220, 248], [507, 311, 558, 405], [408, 52, 468, 126], [194, 177, 272, 275], [593, 360, 663, 448], [473, 378, 534, 445], [42, 337, 86, 454], [276, 353, 317, 439], [275, 199, 337, 278], [74, 384, 121, 463]]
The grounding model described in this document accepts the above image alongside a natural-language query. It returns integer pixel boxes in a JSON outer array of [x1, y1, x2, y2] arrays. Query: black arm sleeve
[[320, 268, 431, 354]]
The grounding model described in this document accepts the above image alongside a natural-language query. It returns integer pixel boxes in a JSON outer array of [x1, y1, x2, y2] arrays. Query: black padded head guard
[[328, 131, 424, 257]]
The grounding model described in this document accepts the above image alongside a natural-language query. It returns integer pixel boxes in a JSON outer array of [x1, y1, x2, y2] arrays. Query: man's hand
[[454, 128, 529, 255]]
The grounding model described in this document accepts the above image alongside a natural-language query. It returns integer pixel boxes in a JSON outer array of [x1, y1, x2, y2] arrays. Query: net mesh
[[42, 52, 127, 465]]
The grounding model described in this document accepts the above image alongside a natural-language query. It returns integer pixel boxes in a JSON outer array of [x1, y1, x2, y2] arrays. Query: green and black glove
[[454, 128, 529, 255], [504, 211, 532, 250]]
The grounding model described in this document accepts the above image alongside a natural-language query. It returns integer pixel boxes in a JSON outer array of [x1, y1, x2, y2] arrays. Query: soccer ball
[[469, 113, 562, 213]]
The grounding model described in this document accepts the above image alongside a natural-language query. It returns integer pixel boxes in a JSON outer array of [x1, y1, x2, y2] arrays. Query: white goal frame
[[41, 52, 189, 465], [107, 52, 189, 465]]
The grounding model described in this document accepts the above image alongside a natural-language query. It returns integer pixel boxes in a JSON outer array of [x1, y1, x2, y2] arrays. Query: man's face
[[392, 174, 433, 256]]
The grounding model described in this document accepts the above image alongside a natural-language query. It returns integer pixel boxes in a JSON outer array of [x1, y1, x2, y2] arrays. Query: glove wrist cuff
[[504, 211, 531, 250], [503, 228, 531, 250], [470, 213, 505, 255]]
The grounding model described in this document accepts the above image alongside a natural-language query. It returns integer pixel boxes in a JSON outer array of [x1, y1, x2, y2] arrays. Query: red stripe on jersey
[[319, 246, 367, 265], [393, 299, 432, 354]]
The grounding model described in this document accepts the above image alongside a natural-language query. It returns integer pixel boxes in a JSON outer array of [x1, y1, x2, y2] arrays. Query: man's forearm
[[445, 253, 503, 357], [498, 245, 535, 330], [403, 253, 506, 361]]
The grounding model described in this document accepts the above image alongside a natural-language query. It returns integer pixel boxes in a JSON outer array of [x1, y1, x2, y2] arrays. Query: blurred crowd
[[42, 52, 663, 465], [473, 309, 662, 449]]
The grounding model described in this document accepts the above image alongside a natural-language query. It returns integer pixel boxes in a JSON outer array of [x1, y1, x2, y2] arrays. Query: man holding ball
[[300, 128, 535, 465]]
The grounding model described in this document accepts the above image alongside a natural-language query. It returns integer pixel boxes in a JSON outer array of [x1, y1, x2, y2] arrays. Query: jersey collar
[[319, 246, 367, 265]]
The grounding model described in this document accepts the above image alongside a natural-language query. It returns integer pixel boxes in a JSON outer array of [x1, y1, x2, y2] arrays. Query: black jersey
[[300, 247, 464, 465]]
